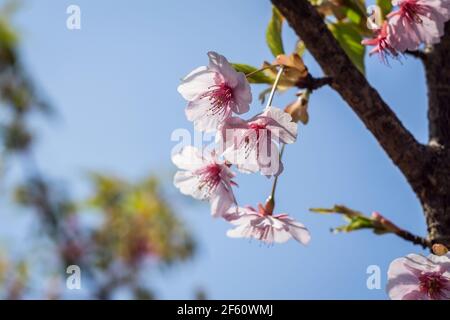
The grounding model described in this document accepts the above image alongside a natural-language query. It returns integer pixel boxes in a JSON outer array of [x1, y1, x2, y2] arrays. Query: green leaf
[[328, 22, 365, 74], [0, 17, 17, 48], [0, 1, 21, 48], [333, 216, 374, 233], [345, 8, 362, 25], [310, 205, 395, 235], [310, 205, 364, 217], [231, 63, 274, 84], [266, 6, 285, 57], [377, 0, 393, 17], [343, 0, 367, 18]]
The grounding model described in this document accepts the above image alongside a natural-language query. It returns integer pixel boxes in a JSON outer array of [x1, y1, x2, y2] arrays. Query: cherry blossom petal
[[173, 171, 207, 200], [387, 253, 450, 300], [231, 73, 252, 114], [217, 108, 296, 176], [388, 0, 450, 51], [387, 256, 425, 300], [171, 145, 205, 171], [210, 183, 236, 218], [177, 67, 217, 101], [186, 96, 232, 132], [172, 146, 238, 216], [277, 215, 311, 245], [178, 52, 252, 132], [262, 107, 298, 144], [207, 51, 239, 88], [225, 206, 310, 245]]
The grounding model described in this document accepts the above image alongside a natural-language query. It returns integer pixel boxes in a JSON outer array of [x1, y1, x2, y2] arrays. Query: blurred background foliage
[[0, 1, 195, 299]]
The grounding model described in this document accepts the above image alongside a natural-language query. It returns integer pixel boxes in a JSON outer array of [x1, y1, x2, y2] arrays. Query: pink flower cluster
[[363, 0, 450, 61], [387, 252, 450, 299], [173, 52, 310, 245]]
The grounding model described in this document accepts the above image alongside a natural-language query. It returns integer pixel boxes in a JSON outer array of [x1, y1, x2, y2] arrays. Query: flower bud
[[285, 91, 309, 124], [371, 211, 401, 233], [432, 243, 449, 256], [264, 196, 275, 215]]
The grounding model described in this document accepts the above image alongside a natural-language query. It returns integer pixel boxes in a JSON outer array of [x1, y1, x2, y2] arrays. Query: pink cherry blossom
[[387, 252, 450, 300], [362, 21, 399, 63], [172, 146, 237, 217], [217, 107, 297, 176], [387, 0, 450, 51], [224, 204, 311, 245], [177, 51, 252, 132]]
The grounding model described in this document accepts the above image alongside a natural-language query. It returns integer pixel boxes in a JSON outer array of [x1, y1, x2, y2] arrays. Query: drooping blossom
[[224, 204, 310, 245], [172, 146, 237, 217], [217, 107, 297, 176], [387, 0, 450, 51], [387, 252, 450, 300], [177, 51, 252, 132], [362, 21, 399, 63]]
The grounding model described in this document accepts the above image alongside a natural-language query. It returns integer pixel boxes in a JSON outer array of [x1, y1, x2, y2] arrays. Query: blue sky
[[1, 0, 431, 299]]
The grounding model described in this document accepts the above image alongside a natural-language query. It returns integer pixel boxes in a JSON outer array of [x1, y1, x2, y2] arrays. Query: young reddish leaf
[[285, 91, 310, 125]]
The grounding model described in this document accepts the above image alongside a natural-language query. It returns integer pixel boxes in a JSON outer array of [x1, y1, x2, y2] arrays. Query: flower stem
[[270, 144, 285, 200], [265, 65, 285, 109], [263, 66, 286, 214], [265, 144, 286, 215], [244, 64, 280, 79]]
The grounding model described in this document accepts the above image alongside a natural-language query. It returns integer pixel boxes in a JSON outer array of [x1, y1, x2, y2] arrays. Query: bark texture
[[425, 23, 450, 149], [271, 0, 450, 247], [422, 22, 450, 247]]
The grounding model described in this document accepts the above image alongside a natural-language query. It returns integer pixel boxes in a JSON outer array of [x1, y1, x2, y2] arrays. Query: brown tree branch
[[423, 22, 450, 149], [272, 0, 450, 247], [394, 229, 432, 249], [271, 0, 427, 192], [296, 75, 333, 91], [419, 22, 450, 246]]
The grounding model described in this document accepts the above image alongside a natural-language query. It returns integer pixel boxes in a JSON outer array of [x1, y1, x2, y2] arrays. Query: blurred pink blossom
[[387, 252, 450, 299], [362, 21, 399, 63], [387, 0, 450, 51]]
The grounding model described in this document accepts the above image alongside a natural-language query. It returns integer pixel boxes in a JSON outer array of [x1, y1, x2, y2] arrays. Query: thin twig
[[265, 66, 285, 109], [405, 50, 427, 61], [296, 75, 332, 91], [245, 64, 280, 78], [270, 144, 286, 201], [395, 229, 432, 249]]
